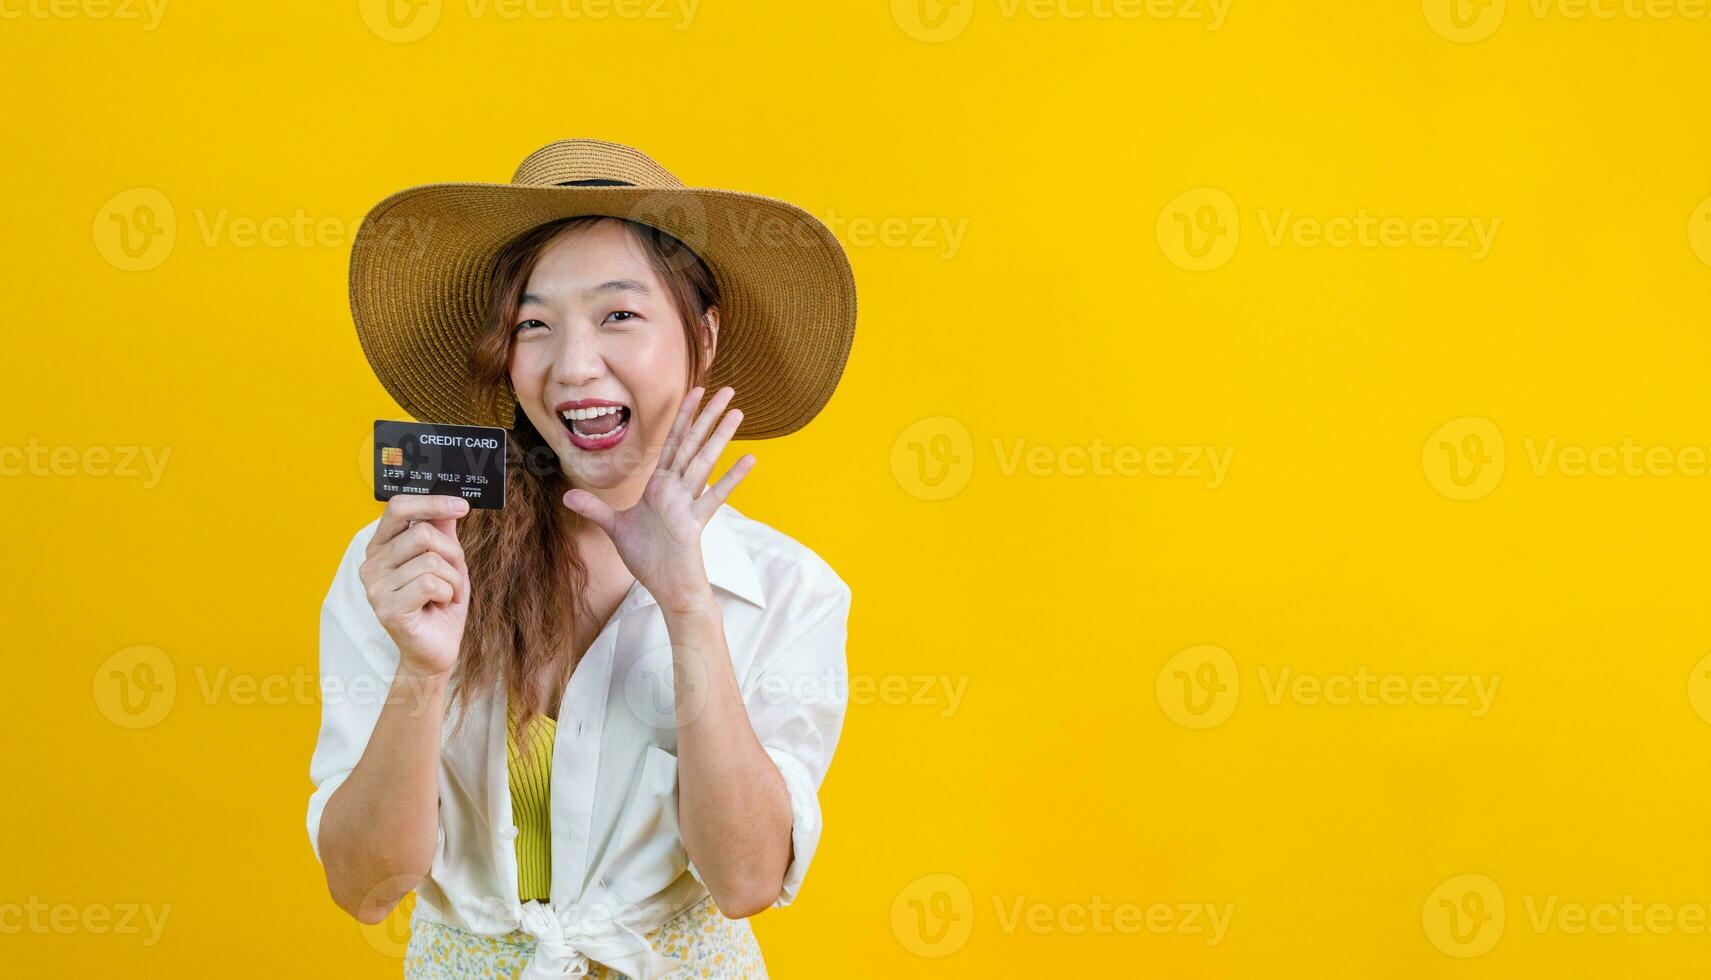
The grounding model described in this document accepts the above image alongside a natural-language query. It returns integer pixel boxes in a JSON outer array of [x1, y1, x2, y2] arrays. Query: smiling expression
[[507, 218, 717, 495]]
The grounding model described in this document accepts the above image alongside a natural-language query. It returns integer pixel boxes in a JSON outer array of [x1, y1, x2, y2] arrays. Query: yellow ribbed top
[[506, 701, 556, 903]]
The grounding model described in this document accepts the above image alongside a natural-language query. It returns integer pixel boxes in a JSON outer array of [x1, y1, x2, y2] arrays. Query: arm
[[309, 494, 471, 924], [563, 385, 788, 917], [318, 665, 450, 924], [666, 591, 793, 918], [563, 385, 851, 919]]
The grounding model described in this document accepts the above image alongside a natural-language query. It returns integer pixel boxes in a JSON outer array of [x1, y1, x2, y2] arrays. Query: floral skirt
[[402, 895, 767, 979]]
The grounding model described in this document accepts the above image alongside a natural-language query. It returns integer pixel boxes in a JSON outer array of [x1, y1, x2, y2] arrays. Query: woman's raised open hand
[[562, 385, 756, 614]]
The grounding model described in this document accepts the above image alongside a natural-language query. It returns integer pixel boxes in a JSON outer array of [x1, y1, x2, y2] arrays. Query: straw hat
[[348, 138, 857, 439]]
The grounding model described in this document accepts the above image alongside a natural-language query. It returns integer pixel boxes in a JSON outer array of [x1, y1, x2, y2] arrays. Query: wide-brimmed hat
[[348, 138, 857, 439]]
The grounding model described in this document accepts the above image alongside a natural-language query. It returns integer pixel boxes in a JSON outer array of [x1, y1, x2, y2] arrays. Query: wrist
[[660, 584, 720, 619], [390, 664, 451, 718], [394, 660, 453, 690]]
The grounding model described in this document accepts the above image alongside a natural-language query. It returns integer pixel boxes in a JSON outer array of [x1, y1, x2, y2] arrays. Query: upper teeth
[[562, 406, 624, 421]]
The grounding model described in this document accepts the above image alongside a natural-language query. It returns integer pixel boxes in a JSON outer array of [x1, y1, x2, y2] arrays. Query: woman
[[306, 139, 858, 978]]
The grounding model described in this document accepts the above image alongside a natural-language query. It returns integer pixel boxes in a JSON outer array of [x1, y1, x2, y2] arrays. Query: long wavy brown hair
[[451, 215, 719, 738]]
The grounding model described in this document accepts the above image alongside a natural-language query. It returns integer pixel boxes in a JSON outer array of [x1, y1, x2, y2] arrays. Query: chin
[[561, 437, 652, 486]]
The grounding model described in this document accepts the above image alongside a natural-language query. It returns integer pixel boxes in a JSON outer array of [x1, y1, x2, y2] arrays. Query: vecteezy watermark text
[[0, 898, 170, 945], [0, 0, 167, 29], [0, 439, 170, 488]]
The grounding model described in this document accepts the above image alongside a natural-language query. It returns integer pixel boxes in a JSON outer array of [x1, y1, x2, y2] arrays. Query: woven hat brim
[[349, 182, 857, 439]]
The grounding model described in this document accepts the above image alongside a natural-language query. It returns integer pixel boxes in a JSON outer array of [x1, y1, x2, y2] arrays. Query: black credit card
[[373, 420, 507, 509]]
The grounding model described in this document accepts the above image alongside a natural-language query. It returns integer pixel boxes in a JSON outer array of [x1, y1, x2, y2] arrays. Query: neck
[[562, 461, 648, 509], [570, 480, 645, 514]]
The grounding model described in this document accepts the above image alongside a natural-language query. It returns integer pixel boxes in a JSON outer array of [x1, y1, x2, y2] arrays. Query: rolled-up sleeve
[[306, 521, 399, 865], [742, 582, 852, 908]]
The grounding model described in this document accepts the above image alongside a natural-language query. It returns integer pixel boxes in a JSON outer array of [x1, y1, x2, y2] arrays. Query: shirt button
[[502, 825, 519, 841]]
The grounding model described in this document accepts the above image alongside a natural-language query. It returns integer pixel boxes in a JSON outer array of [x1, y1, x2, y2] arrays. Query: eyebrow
[[520, 279, 652, 306]]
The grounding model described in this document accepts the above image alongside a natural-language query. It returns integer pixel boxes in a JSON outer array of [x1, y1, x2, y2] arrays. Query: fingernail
[[453, 499, 469, 514]]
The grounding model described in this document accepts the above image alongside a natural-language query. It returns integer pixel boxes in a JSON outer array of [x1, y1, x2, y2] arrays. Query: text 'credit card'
[[373, 420, 507, 509]]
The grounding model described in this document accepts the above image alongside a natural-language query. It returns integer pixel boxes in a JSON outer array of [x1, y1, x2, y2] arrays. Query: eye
[[605, 310, 638, 325], [514, 319, 547, 333]]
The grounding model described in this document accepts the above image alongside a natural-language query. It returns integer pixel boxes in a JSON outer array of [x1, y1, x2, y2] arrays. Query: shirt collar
[[700, 503, 768, 609], [618, 501, 767, 614]]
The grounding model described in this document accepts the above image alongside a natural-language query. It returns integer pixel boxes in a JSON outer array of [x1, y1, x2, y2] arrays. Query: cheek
[[507, 347, 546, 400], [505, 350, 555, 433], [624, 339, 691, 429]]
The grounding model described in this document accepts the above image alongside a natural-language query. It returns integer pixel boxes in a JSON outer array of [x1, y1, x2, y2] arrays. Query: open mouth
[[558, 402, 632, 451]]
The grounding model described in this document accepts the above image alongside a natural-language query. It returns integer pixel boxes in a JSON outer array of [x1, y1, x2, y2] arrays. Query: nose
[[548, 322, 606, 388]]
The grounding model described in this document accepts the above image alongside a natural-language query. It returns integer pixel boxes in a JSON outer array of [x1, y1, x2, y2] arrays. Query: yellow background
[[5, 0, 1711, 975]]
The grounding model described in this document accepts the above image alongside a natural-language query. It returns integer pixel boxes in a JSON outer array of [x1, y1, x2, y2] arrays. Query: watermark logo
[[97, 190, 437, 269], [1422, 416, 1505, 500], [892, 0, 1229, 39], [93, 643, 441, 726], [1687, 652, 1711, 723], [1428, 0, 1710, 41], [890, 873, 1234, 954], [1157, 187, 1240, 272], [891, 417, 1234, 501], [1425, 417, 1711, 498], [359, 887, 416, 957], [1423, 0, 1506, 41], [94, 188, 176, 272], [891, 416, 976, 501], [93, 645, 176, 730], [358, 0, 442, 40], [621, 644, 713, 729], [1156, 645, 1240, 729], [1689, 194, 1711, 268], [1160, 189, 1501, 270], [360, 0, 698, 40], [1423, 873, 1505, 957], [626, 187, 711, 276], [1159, 647, 1500, 728], [890, 0, 976, 42], [891, 873, 975, 957], [1430, 874, 1711, 947]]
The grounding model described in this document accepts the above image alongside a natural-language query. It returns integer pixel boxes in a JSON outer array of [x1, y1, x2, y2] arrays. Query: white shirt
[[306, 501, 852, 979]]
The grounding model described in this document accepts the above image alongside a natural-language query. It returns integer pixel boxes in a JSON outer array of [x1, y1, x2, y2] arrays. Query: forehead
[[522, 219, 664, 302]]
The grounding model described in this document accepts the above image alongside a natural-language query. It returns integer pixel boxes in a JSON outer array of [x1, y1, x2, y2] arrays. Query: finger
[[693, 453, 756, 524], [381, 552, 465, 605], [370, 495, 470, 555], [373, 572, 458, 621], [682, 407, 742, 492], [562, 488, 619, 537], [380, 522, 468, 578], [671, 386, 735, 475], [425, 509, 464, 549], [656, 386, 704, 471], [391, 574, 456, 613]]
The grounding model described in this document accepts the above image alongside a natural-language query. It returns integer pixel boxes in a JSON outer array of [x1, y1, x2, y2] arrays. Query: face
[[508, 219, 716, 499]]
